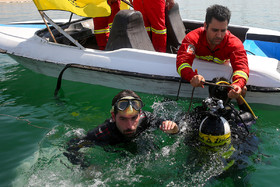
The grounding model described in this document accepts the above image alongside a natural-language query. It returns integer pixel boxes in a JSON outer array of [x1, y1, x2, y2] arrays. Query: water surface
[[0, 1, 280, 186]]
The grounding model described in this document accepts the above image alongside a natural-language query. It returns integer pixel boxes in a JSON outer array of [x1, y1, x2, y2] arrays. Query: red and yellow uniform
[[93, 0, 121, 50], [176, 27, 249, 88], [133, 0, 167, 52]]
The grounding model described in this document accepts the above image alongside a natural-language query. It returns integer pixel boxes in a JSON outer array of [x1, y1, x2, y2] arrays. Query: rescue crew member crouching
[[64, 90, 179, 166], [176, 4, 250, 111]]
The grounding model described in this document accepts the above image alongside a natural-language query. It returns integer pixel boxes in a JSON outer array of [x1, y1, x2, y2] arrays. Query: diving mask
[[112, 96, 144, 113], [115, 96, 143, 111]]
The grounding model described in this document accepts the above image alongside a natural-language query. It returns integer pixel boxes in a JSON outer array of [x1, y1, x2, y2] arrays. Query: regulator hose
[[208, 80, 258, 120], [187, 80, 258, 121]]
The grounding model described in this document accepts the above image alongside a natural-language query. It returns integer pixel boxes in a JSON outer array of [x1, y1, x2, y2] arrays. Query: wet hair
[[205, 4, 231, 27], [111, 90, 142, 114], [208, 77, 231, 103]]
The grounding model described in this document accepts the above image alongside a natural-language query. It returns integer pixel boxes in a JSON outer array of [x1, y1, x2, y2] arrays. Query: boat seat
[[166, 2, 186, 54], [227, 25, 248, 43], [105, 10, 155, 51]]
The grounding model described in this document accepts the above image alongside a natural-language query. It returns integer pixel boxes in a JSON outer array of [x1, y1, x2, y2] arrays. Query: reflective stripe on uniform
[[233, 70, 248, 82], [195, 55, 227, 64], [151, 27, 166, 34], [94, 28, 110, 35], [108, 22, 113, 29], [177, 63, 192, 76]]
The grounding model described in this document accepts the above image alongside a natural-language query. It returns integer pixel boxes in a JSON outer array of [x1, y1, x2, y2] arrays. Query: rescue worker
[[64, 89, 179, 166], [176, 4, 249, 110], [133, 0, 175, 52], [93, 0, 121, 50]]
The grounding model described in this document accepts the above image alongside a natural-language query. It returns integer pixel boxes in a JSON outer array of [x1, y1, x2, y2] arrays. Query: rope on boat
[[54, 63, 96, 97], [176, 78, 182, 101], [54, 63, 79, 97], [187, 87, 195, 113]]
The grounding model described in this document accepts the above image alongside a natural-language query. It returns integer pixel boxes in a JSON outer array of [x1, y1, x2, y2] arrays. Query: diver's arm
[[143, 111, 179, 134], [63, 137, 95, 167]]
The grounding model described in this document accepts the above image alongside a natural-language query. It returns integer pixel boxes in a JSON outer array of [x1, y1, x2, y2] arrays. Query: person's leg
[[108, 0, 121, 29], [144, 0, 167, 52], [133, 0, 152, 38], [93, 17, 110, 50]]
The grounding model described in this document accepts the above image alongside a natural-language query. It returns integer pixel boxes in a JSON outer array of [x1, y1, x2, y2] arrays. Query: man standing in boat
[[176, 4, 249, 110], [64, 90, 179, 166], [133, 0, 175, 52], [93, 0, 121, 50]]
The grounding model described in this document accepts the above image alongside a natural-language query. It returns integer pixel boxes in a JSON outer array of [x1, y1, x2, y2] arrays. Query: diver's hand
[[190, 75, 205, 88], [160, 121, 179, 134], [228, 84, 242, 99]]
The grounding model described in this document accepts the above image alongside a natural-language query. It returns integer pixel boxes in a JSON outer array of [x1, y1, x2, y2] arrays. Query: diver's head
[[111, 90, 143, 115], [199, 114, 231, 147], [208, 77, 231, 103], [111, 90, 144, 137]]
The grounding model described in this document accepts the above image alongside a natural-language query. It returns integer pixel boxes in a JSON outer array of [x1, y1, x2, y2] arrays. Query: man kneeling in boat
[[176, 4, 249, 111], [64, 89, 179, 167]]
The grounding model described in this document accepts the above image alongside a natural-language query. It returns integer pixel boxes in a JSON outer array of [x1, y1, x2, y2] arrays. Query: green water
[[1, 0, 280, 186], [1, 53, 280, 186]]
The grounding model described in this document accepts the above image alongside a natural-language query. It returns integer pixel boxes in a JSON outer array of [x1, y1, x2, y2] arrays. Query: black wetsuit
[[184, 100, 256, 146], [64, 111, 165, 166], [83, 111, 164, 145], [189, 102, 255, 136], [182, 99, 257, 173]]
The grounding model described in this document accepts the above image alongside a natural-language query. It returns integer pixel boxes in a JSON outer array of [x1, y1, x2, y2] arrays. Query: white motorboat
[[0, 3, 279, 106]]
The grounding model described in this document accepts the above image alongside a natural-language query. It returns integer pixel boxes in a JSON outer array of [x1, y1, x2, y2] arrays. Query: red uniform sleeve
[[176, 33, 198, 81], [228, 35, 249, 88]]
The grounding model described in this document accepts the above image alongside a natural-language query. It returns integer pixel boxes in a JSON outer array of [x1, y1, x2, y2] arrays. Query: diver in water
[[182, 77, 257, 173], [64, 89, 179, 167], [186, 77, 256, 143]]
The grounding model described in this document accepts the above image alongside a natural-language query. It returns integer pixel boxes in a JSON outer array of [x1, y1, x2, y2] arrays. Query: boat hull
[[8, 55, 280, 106], [1, 18, 280, 106]]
